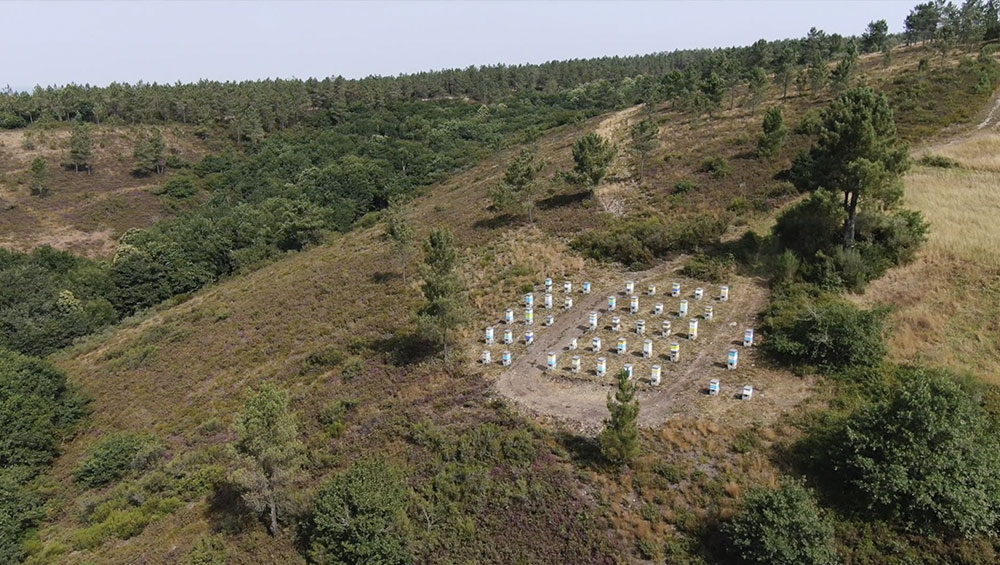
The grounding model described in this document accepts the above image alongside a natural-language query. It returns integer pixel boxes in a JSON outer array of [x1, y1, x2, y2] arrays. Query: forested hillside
[[4, 1, 1000, 563]]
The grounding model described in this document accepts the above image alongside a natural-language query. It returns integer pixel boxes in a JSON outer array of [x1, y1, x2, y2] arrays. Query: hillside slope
[[857, 98, 1000, 384], [22, 44, 1000, 563], [0, 125, 214, 257]]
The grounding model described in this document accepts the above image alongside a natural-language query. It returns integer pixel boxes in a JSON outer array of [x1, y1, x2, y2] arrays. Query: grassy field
[[858, 131, 1000, 384]]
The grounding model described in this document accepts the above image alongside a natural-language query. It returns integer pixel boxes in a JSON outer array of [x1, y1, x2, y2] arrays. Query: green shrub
[[773, 193, 844, 260], [572, 215, 727, 269], [680, 254, 734, 282], [73, 433, 164, 488], [184, 534, 227, 565], [674, 179, 697, 194], [309, 460, 412, 565], [831, 367, 1000, 536], [772, 250, 801, 287], [302, 347, 345, 375], [917, 154, 961, 168], [773, 193, 927, 291], [698, 155, 730, 179], [764, 181, 798, 198], [724, 480, 837, 565], [762, 285, 888, 371], [153, 176, 198, 198], [71, 496, 181, 550], [731, 428, 763, 454], [319, 398, 357, 438], [0, 349, 86, 469], [726, 196, 750, 214], [0, 469, 45, 564], [651, 462, 684, 483]]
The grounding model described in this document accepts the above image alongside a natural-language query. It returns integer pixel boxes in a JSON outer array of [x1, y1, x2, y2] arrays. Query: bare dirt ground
[[489, 261, 813, 431]]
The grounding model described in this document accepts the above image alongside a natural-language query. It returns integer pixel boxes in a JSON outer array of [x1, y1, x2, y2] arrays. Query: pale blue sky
[[3, 1, 915, 89]]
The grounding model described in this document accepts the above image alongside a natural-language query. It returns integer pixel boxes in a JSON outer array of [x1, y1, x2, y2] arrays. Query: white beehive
[[592, 337, 602, 352], [564, 296, 573, 310], [485, 326, 494, 344], [742, 385, 753, 400], [743, 329, 754, 347], [654, 302, 664, 315], [630, 295, 639, 314], [623, 363, 634, 379], [501, 351, 512, 366], [688, 319, 699, 340], [571, 355, 581, 373], [704, 306, 713, 322], [505, 309, 514, 325], [545, 314, 554, 327], [612, 316, 621, 331], [662, 320, 672, 337], [694, 287, 704, 300], [671, 282, 681, 297], [525, 293, 534, 307], [727, 349, 739, 370], [650, 365, 662, 386], [583, 281, 591, 294], [608, 295, 617, 311], [642, 339, 653, 358], [569, 337, 578, 350], [544, 293, 553, 309], [544, 278, 553, 292], [503, 329, 513, 344], [709, 379, 721, 395], [617, 337, 627, 355], [625, 280, 635, 295], [564, 280, 572, 293], [648, 284, 657, 296], [678, 300, 689, 317], [636, 319, 646, 335], [596, 357, 607, 376], [482, 350, 491, 364], [524, 308, 534, 325], [589, 311, 599, 330], [720, 285, 729, 301], [670, 342, 680, 362], [525, 330, 534, 345], [547, 351, 557, 371]]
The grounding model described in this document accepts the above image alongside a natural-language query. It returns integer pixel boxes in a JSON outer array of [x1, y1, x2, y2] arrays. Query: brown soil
[[489, 260, 814, 431]]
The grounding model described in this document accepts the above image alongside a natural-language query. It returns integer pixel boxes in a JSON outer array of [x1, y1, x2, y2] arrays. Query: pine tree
[[757, 107, 787, 159], [29, 157, 49, 197], [228, 383, 304, 536], [791, 87, 909, 248], [68, 120, 93, 173], [133, 129, 166, 175], [599, 369, 639, 466], [747, 67, 770, 115], [384, 196, 414, 282], [570, 133, 616, 187], [629, 118, 658, 182], [489, 147, 544, 223], [418, 229, 467, 362]]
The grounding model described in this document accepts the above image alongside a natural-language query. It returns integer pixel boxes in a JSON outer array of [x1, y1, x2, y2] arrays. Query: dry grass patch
[[925, 132, 1000, 172], [855, 132, 1000, 383], [904, 165, 1000, 268]]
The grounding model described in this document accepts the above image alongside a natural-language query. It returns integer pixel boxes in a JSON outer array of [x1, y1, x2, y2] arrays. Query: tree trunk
[[843, 190, 859, 248], [268, 494, 279, 536]]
